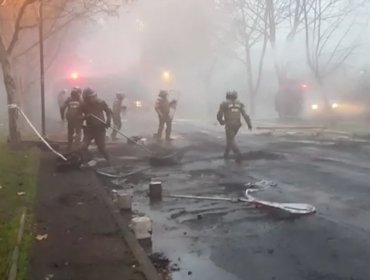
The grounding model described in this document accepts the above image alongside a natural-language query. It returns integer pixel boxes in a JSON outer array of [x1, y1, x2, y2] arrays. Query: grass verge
[[0, 140, 40, 280]]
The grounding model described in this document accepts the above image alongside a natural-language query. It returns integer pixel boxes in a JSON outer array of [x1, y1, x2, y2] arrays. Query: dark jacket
[[155, 97, 170, 117], [217, 100, 252, 128], [61, 97, 83, 121], [82, 99, 112, 129]]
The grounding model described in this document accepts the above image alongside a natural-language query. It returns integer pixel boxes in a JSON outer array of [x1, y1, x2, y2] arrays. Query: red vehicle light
[[70, 72, 79, 80], [301, 83, 308, 90]]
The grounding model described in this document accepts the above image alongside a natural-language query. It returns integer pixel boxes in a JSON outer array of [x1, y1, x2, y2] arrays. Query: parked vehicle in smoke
[[307, 99, 342, 119], [275, 80, 305, 119]]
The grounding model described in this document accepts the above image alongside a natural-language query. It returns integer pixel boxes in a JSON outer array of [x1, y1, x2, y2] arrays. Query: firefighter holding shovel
[[80, 88, 112, 164]]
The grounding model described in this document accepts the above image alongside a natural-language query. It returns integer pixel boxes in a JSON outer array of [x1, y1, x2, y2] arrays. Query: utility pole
[[39, 0, 46, 136]]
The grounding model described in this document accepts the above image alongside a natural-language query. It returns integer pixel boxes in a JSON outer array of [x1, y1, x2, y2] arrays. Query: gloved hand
[[105, 122, 111, 129], [219, 120, 225, 126]]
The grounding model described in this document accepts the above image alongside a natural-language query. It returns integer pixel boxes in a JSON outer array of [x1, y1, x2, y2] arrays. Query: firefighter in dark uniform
[[58, 89, 68, 120], [155, 90, 174, 141], [81, 88, 112, 164], [111, 93, 127, 140], [217, 91, 252, 162], [61, 87, 83, 151]]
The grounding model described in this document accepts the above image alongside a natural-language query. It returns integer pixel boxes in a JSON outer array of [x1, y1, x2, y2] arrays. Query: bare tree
[[219, 0, 269, 115], [0, 0, 122, 143], [302, 0, 364, 105], [265, 0, 315, 83]]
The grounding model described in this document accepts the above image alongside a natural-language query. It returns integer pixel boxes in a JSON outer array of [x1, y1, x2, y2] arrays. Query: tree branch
[[7, 0, 37, 55]]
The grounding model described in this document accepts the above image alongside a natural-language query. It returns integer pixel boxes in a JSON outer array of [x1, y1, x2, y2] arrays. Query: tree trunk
[[244, 45, 255, 116], [314, 72, 329, 108], [250, 90, 256, 116], [0, 37, 20, 144]]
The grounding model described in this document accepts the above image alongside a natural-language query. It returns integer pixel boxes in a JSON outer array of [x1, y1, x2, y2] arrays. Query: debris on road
[[168, 194, 241, 202], [148, 149, 185, 166], [87, 160, 97, 167], [242, 150, 284, 160], [149, 252, 181, 277], [56, 152, 82, 172], [149, 252, 170, 271], [170, 263, 180, 271], [17, 192, 26, 196], [97, 166, 148, 179], [92, 114, 185, 166], [168, 185, 316, 216], [131, 216, 152, 240], [113, 190, 132, 210], [127, 136, 147, 146], [44, 274, 54, 280], [35, 234, 48, 241], [96, 170, 121, 178], [246, 180, 278, 191], [243, 189, 316, 215], [149, 181, 163, 201]]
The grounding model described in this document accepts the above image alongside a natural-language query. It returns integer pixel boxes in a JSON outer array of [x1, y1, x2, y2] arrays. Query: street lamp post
[[39, 0, 46, 136]]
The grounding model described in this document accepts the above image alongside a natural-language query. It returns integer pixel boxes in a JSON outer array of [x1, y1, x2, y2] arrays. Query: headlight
[[331, 103, 339, 109], [311, 104, 319, 110], [135, 101, 143, 108]]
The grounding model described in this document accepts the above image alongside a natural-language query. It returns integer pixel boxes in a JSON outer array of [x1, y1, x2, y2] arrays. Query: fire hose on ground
[[168, 181, 316, 216], [8, 104, 67, 161]]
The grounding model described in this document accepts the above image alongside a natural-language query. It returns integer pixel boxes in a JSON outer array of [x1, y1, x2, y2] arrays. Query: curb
[[8, 207, 27, 280], [324, 129, 352, 136], [255, 125, 326, 130], [93, 179, 162, 280]]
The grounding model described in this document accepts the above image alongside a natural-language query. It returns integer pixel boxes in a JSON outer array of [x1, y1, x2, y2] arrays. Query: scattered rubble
[[44, 273, 54, 280], [35, 234, 48, 241], [149, 150, 185, 166], [245, 180, 278, 191], [55, 152, 82, 172], [149, 252, 170, 271], [242, 150, 284, 161], [148, 252, 182, 278]]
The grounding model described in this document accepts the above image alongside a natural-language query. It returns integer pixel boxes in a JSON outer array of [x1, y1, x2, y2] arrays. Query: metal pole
[[39, 0, 46, 136]]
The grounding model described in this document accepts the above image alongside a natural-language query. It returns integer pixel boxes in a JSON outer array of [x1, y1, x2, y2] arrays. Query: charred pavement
[[99, 120, 370, 280]]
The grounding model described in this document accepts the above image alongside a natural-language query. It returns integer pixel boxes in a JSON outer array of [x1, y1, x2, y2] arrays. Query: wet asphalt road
[[108, 120, 370, 280]]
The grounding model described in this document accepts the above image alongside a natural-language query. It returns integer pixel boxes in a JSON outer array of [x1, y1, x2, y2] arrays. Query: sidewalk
[[28, 153, 147, 280]]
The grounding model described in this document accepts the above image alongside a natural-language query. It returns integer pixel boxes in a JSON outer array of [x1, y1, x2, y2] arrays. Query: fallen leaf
[[36, 234, 48, 241], [17, 192, 26, 196], [0, 185, 3, 190]]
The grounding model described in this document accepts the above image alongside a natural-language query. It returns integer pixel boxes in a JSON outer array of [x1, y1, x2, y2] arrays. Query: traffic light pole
[[39, 0, 46, 136]]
